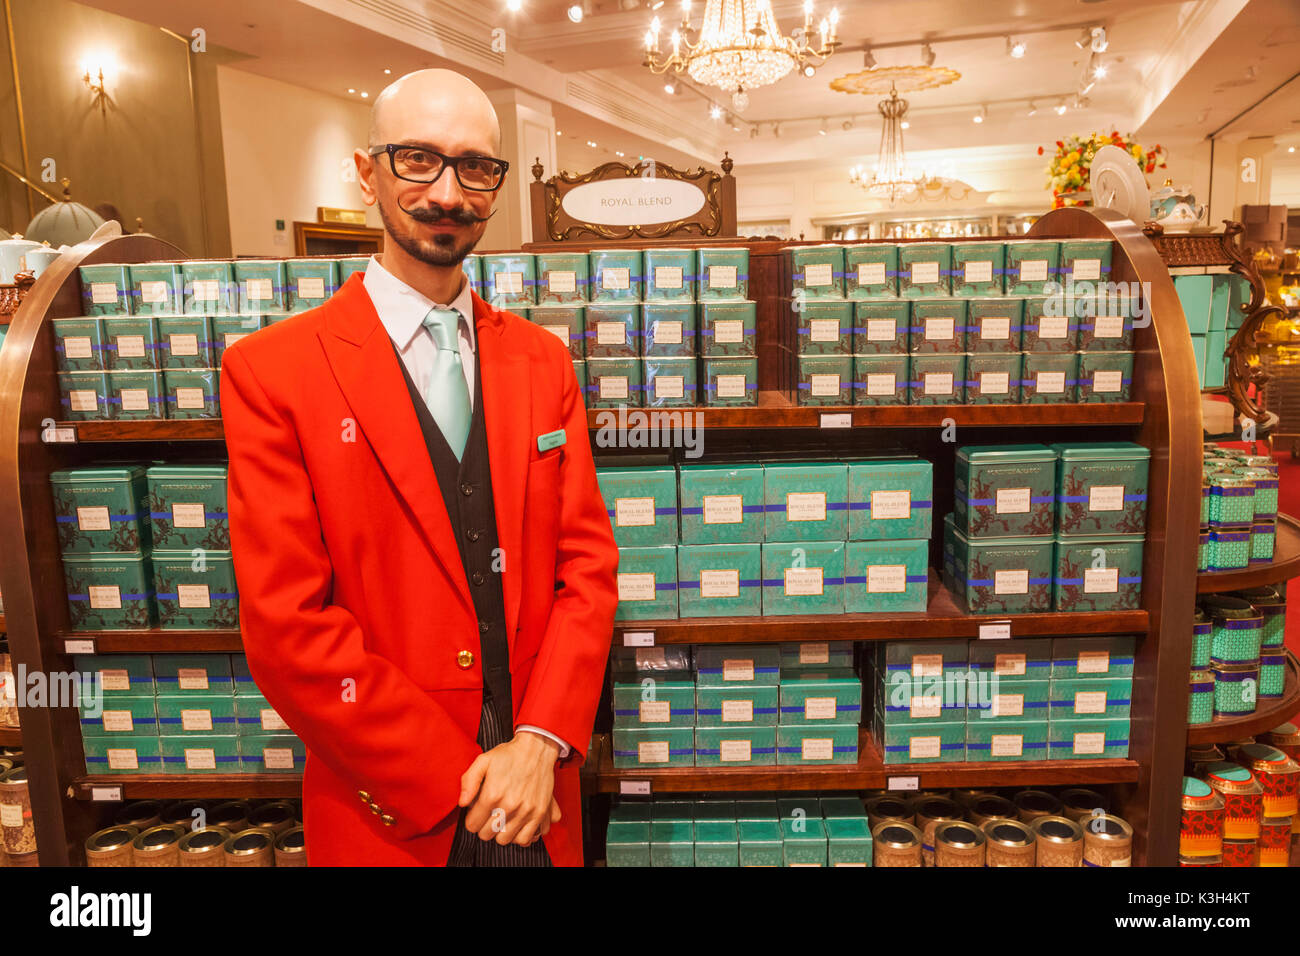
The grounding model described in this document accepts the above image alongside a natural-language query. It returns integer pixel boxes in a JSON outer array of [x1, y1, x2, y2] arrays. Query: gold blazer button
[[456, 650, 475, 669]]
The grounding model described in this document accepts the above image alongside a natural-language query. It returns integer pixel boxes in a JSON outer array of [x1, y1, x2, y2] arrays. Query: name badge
[[537, 428, 567, 453]]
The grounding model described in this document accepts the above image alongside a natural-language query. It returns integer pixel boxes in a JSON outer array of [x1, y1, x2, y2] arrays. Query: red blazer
[[220, 274, 618, 866]]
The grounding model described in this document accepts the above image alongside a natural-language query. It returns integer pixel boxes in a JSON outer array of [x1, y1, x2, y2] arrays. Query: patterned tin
[[180, 260, 238, 315], [950, 242, 1005, 297], [776, 723, 858, 765], [1233, 585, 1286, 647], [1213, 662, 1259, 715], [853, 299, 909, 354], [1208, 527, 1251, 571], [1192, 608, 1213, 667], [965, 352, 1023, 404], [1051, 441, 1150, 536], [233, 260, 288, 314], [587, 357, 643, 408], [950, 527, 1053, 614], [853, 354, 909, 405], [1021, 295, 1078, 352], [588, 249, 643, 303], [1051, 534, 1144, 612], [965, 298, 1023, 353], [1047, 717, 1130, 759], [156, 314, 215, 369], [480, 253, 537, 308], [533, 251, 590, 304], [128, 262, 185, 316], [337, 256, 369, 285], [1262, 722, 1300, 762], [530, 305, 585, 360], [52, 317, 106, 371], [696, 247, 749, 300], [702, 357, 757, 406], [1181, 776, 1225, 857], [584, 302, 639, 358], [1258, 815, 1290, 866], [843, 243, 898, 298], [642, 356, 697, 407], [1003, 240, 1061, 296], [1204, 596, 1263, 663], [786, 244, 845, 300], [641, 248, 696, 302], [953, 443, 1057, 538], [1076, 350, 1134, 403], [908, 352, 965, 405], [760, 540, 845, 616], [909, 298, 967, 354], [700, 300, 756, 356], [1200, 477, 1210, 525], [1021, 350, 1078, 403], [797, 355, 853, 406], [151, 549, 239, 629], [285, 259, 339, 312], [1188, 670, 1215, 724], [844, 538, 928, 612], [1076, 289, 1137, 351], [1221, 838, 1258, 867], [1229, 467, 1278, 522], [1059, 239, 1113, 287], [1250, 523, 1276, 564], [1208, 474, 1254, 527], [50, 466, 150, 555], [1050, 676, 1133, 720], [62, 553, 156, 629], [795, 299, 854, 355], [58, 370, 108, 420], [640, 302, 696, 358], [897, 242, 952, 297], [106, 370, 164, 420], [676, 543, 762, 618], [79, 263, 134, 315], [102, 314, 165, 372], [1230, 743, 1299, 817], [163, 368, 220, 419]]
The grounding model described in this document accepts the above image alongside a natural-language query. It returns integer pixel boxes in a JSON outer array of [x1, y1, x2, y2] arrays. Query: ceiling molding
[[339, 0, 505, 69], [1133, 0, 1249, 128]]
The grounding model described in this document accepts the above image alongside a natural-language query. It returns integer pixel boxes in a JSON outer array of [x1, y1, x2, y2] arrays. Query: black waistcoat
[[389, 337, 513, 732]]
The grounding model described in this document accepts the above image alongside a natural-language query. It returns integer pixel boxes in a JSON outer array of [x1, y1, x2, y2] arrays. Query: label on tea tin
[[802, 738, 833, 760], [178, 668, 209, 690], [980, 372, 1010, 394], [910, 736, 941, 759], [803, 263, 833, 287], [598, 376, 628, 400], [992, 734, 1024, 757], [910, 695, 940, 719], [297, 277, 325, 299], [655, 376, 684, 399], [720, 739, 752, 762], [91, 282, 118, 304], [965, 261, 994, 284], [723, 659, 755, 681], [722, 700, 753, 722], [0, 803, 24, 827], [654, 266, 683, 289], [867, 373, 896, 395], [1039, 315, 1068, 339], [994, 569, 1029, 594], [88, 586, 122, 609], [185, 748, 216, 770], [1089, 485, 1125, 511], [542, 325, 569, 346], [810, 374, 840, 396], [858, 262, 886, 286], [639, 700, 670, 723], [871, 489, 911, 519], [116, 335, 146, 358], [70, 390, 98, 412], [1083, 568, 1119, 593], [924, 372, 953, 395], [1073, 259, 1102, 281], [193, 280, 219, 301], [654, 320, 683, 345], [596, 321, 626, 346], [1019, 260, 1048, 282], [702, 494, 742, 524], [261, 709, 288, 731], [995, 654, 1026, 676], [714, 319, 744, 343], [700, 569, 739, 598], [65, 336, 93, 359], [1036, 371, 1066, 393], [910, 262, 940, 285], [980, 317, 1010, 340], [141, 281, 169, 304], [77, 506, 110, 531], [636, 647, 666, 667], [1093, 370, 1123, 392], [992, 694, 1024, 717], [494, 271, 523, 296], [172, 503, 206, 528], [810, 318, 840, 342], [784, 567, 824, 596], [175, 387, 204, 410], [264, 748, 295, 770], [708, 265, 737, 289], [121, 389, 150, 412], [615, 497, 655, 527], [866, 319, 896, 341], [106, 748, 139, 770], [716, 374, 746, 397], [1094, 315, 1124, 338], [996, 488, 1030, 514], [177, 584, 211, 609], [601, 267, 630, 290], [101, 710, 134, 732], [1077, 651, 1110, 674], [182, 709, 213, 731], [912, 654, 943, 677], [1073, 732, 1105, 755], [638, 741, 669, 763], [800, 643, 829, 664], [787, 492, 827, 522], [867, 564, 906, 593], [1074, 691, 1107, 714], [925, 317, 954, 341], [547, 271, 576, 293], [246, 278, 272, 301], [171, 334, 198, 355], [617, 572, 656, 602], [224, 332, 248, 348], [99, 669, 130, 691]]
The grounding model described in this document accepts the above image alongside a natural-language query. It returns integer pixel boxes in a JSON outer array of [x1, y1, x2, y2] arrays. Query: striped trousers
[[447, 697, 554, 868]]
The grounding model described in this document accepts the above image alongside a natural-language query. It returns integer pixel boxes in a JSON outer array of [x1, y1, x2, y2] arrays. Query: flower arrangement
[[1038, 132, 1167, 209]]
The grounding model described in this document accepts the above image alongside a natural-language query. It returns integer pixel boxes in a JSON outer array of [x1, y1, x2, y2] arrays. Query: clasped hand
[[458, 732, 562, 846]]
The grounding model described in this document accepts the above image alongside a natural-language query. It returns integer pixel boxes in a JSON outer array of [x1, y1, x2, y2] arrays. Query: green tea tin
[[819, 796, 867, 819], [480, 253, 537, 308], [1259, 651, 1286, 699], [338, 256, 369, 285], [965, 352, 1023, 404], [693, 820, 740, 865], [83, 736, 163, 774], [826, 817, 873, 866], [1003, 240, 1060, 296], [533, 251, 589, 304], [760, 540, 845, 615], [1213, 664, 1258, 715], [897, 242, 952, 297], [80, 695, 158, 737], [614, 545, 678, 620], [530, 305, 585, 360], [50, 466, 150, 554], [1051, 635, 1136, 679], [641, 302, 697, 357], [159, 735, 240, 774], [703, 357, 757, 405], [1208, 474, 1255, 527], [738, 820, 782, 865], [700, 301, 756, 356], [776, 724, 858, 765], [695, 683, 778, 726], [102, 315, 161, 371], [951, 242, 1006, 297], [909, 353, 965, 405], [879, 720, 966, 764], [1021, 351, 1078, 403], [1020, 295, 1078, 352], [1048, 718, 1130, 759], [1077, 294, 1136, 351], [606, 820, 651, 867], [787, 244, 844, 300], [949, 527, 1053, 614], [643, 356, 698, 407], [795, 298, 853, 355], [648, 819, 694, 865], [597, 465, 677, 547], [696, 247, 749, 300], [153, 653, 235, 696], [781, 641, 854, 674], [797, 355, 853, 406], [763, 461, 848, 541], [584, 302, 640, 358], [1052, 533, 1144, 612], [285, 259, 339, 311], [589, 248, 643, 303], [735, 799, 779, 821], [1192, 608, 1213, 667], [844, 539, 928, 612], [128, 262, 185, 316], [612, 680, 695, 728], [611, 646, 693, 683], [844, 243, 898, 298], [1052, 441, 1150, 535], [847, 457, 933, 540], [151, 549, 239, 629], [967, 638, 1053, 683], [210, 315, 262, 367], [587, 357, 643, 408], [239, 734, 306, 773], [966, 678, 1051, 723], [155, 694, 238, 735], [1232, 586, 1285, 646], [878, 670, 970, 725], [79, 263, 133, 315], [966, 298, 1024, 353], [782, 817, 829, 865], [52, 317, 106, 371], [156, 314, 214, 369], [854, 299, 909, 354], [1204, 596, 1262, 664], [677, 543, 762, 618], [233, 694, 290, 734], [180, 261, 237, 315], [163, 368, 220, 419], [1049, 677, 1133, 719], [573, 359, 591, 406], [1059, 239, 1113, 287], [233, 260, 288, 314], [679, 462, 764, 545], [953, 443, 1057, 537], [612, 727, 694, 768], [74, 653, 154, 697], [58, 371, 107, 420], [1209, 527, 1251, 571], [779, 672, 862, 725], [966, 720, 1050, 761], [1238, 468, 1279, 521], [909, 298, 967, 353], [694, 727, 777, 767], [695, 643, 781, 686], [1076, 350, 1134, 402], [106, 370, 165, 420], [62, 553, 155, 629], [1189, 671, 1215, 724], [642, 248, 696, 302]]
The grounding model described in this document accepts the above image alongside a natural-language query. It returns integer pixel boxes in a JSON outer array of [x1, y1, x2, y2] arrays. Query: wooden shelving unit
[[71, 773, 301, 800], [0, 726, 21, 747], [1186, 651, 1300, 746], [1197, 513, 1300, 594]]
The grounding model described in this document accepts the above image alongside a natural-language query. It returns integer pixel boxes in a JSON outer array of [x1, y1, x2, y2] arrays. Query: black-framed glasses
[[367, 144, 508, 191]]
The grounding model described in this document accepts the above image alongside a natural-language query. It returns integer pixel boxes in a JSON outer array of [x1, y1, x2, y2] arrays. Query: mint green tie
[[421, 307, 472, 460]]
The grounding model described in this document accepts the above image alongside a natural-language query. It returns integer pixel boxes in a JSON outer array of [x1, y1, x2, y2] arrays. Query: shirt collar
[[362, 254, 477, 352]]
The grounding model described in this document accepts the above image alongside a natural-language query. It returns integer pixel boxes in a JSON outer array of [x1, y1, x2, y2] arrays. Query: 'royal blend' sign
[[560, 178, 706, 227]]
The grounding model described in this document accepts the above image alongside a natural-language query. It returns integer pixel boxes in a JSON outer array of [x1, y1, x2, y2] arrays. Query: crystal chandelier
[[849, 86, 927, 203], [643, 0, 841, 111]]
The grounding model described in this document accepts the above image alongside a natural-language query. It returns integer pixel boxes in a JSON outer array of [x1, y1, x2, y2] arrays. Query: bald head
[[369, 69, 501, 154]]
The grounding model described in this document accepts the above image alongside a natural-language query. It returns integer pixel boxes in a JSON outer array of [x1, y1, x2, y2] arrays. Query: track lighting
[[921, 43, 935, 66]]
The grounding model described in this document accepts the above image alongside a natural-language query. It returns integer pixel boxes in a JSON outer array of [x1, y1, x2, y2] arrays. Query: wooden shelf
[[581, 730, 1140, 795], [1198, 514, 1300, 593], [1187, 651, 1300, 745], [0, 726, 21, 747], [59, 629, 244, 653], [586, 392, 1144, 429], [72, 773, 301, 800], [52, 419, 225, 442]]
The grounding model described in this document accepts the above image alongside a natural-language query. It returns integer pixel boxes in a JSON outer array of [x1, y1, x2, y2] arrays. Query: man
[[220, 69, 618, 866]]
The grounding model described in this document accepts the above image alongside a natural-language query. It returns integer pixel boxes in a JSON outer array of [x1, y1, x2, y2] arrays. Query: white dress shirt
[[362, 256, 570, 759]]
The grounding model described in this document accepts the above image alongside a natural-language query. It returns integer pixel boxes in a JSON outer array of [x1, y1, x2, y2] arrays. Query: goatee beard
[[377, 199, 480, 267]]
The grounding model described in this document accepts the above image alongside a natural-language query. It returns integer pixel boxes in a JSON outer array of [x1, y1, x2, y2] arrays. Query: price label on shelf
[[90, 786, 122, 802], [619, 781, 651, 796], [64, 639, 95, 655], [819, 413, 851, 429], [887, 776, 920, 792], [42, 426, 77, 444], [978, 621, 1012, 641], [622, 631, 655, 647]]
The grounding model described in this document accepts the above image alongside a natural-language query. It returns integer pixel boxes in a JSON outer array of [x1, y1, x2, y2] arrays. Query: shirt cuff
[[516, 725, 571, 759]]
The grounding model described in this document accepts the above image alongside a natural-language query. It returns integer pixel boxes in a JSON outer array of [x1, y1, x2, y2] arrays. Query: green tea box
[[606, 821, 651, 867], [1047, 717, 1130, 759], [211, 315, 263, 367], [853, 299, 909, 354], [589, 248, 643, 303], [877, 671, 968, 725], [796, 299, 853, 355], [612, 680, 695, 728], [1076, 351, 1134, 403], [847, 458, 933, 541], [63, 553, 155, 629], [787, 244, 844, 300], [763, 461, 848, 542], [1051, 441, 1150, 535], [338, 256, 369, 285], [573, 359, 591, 406], [951, 241, 1005, 297], [700, 300, 756, 356], [780, 641, 854, 674], [74, 653, 154, 698], [643, 356, 697, 407], [650, 801, 695, 823], [156, 314, 214, 369], [1052, 534, 1144, 612], [879, 637, 969, 676], [1021, 295, 1078, 352], [79, 695, 157, 737], [966, 678, 1051, 723], [761, 540, 846, 615], [1021, 351, 1078, 403], [1003, 239, 1061, 296], [587, 357, 643, 408], [898, 242, 952, 297], [233, 694, 291, 734], [965, 720, 1049, 762], [966, 297, 1024, 353], [797, 354, 853, 406], [777, 724, 858, 765], [1077, 295, 1136, 351], [679, 462, 763, 545], [50, 465, 150, 554], [163, 368, 219, 419], [533, 250, 589, 305], [693, 820, 740, 865], [695, 644, 780, 687], [481, 253, 536, 308], [155, 694, 238, 735], [949, 528, 1053, 614], [231, 653, 261, 696], [159, 734, 241, 774], [694, 726, 777, 767], [106, 370, 164, 419], [641, 302, 697, 357], [844, 539, 927, 613], [826, 817, 873, 866], [1060, 239, 1113, 286], [844, 243, 898, 299], [781, 817, 828, 865], [79, 263, 133, 315], [642, 248, 696, 302], [52, 317, 105, 371], [778, 672, 862, 726], [83, 736, 163, 774], [853, 354, 909, 405], [615, 545, 678, 620], [908, 353, 965, 405], [967, 638, 1052, 683], [817, 796, 865, 819], [285, 259, 340, 312], [909, 298, 967, 353], [597, 465, 677, 547], [128, 262, 185, 315], [181, 260, 238, 315], [954, 443, 1057, 538], [102, 315, 161, 371], [610, 645, 693, 683], [608, 801, 653, 824], [151, 548, 239, 629], [739, 820, 783, 866], [677, 543, 762, 618], [703, 357, 757, 405], [58, 370, 108, 420], [697, 247, 749, 301], [612, 726, 694, 768], [585, 302, 640, 358], [966, 352, 1023, 404], [649, 820, 694, 866], [1050, 635, 1136, 680], [531, 305, 585, 359], [878, 720, 966, 764], [461, 255, 484, 296], [942, 512, 957, 593], [153, 653, 235, 696], [239, 733, 306, 773], [1049, 676, 1133, 720], [234, 259, 288, 314]]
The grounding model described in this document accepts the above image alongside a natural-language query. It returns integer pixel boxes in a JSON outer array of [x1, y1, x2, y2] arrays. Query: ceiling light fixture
[[973, 104, 986, 124], [664, 81, 676, 93], [1093, 61, 1108, 79], [383, 69, 391, 75], [1074, 27, 1092, 49], [804, 64, 816, 78], [615, 150, 625, 156], [506, 0, 522, 10], [1006, 37, 1026, 58], [1055, 99, 1068, 115], [348, 88, 356, 93], [1027, 101, 1037, 116], [568, 4, 584, 22], [863, 48, 876, 69], [1291, 146, 1297, 153], [818, 120, 827, 135], [921, 43, 935, 67], [360, 91, 369, 98], [900, 119, 910, 130], [556, 130, 562, 136], [709, 104, 723, 119]]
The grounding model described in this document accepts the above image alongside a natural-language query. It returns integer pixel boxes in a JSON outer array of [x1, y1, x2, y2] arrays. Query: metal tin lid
[[50, 466, 147, 482], [864, 795, 912, 820], [132, 824, 185, 853], [1190, 670, 1215, 686], [1049, 441, 1151, 462], [1201, 596, 1261, 621], [249, 801, 296, 828], [1085, 814, 1134, 842], [276, 826, 306, 852], [144, 465, 228, 479], [872, 821, 922, 847], [1183, 776, 1213, 798], [970, 794, 1017, 821], [160, 800, 209, 826], [1179, 854, 1222, 865], [1211, 475, 1253, 489], [209, 800, 252, 827], [914, 795, 962, 822], [1060, 788, 1110, 816], [1032, 815, 1083, 843], [1014, 789, 1063, 815], [85, 826, 138, 853], [1263, 722, 1300, 747], [983, 818, 1035, 847], [225, 828, 274, 855], [115, 799, 164, 828], [1204, 761, 1264, 794], [1187, 744, 1224, 764], [0, 765, 27, 785], [935, 820, 986, 848], [178, 826, 232, 853], [955, 443, 1056, 463], [1235, 743, 1299, 775]]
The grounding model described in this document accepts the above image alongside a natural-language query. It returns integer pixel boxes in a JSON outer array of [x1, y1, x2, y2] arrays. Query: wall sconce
[[81, 56, 111, 113]]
